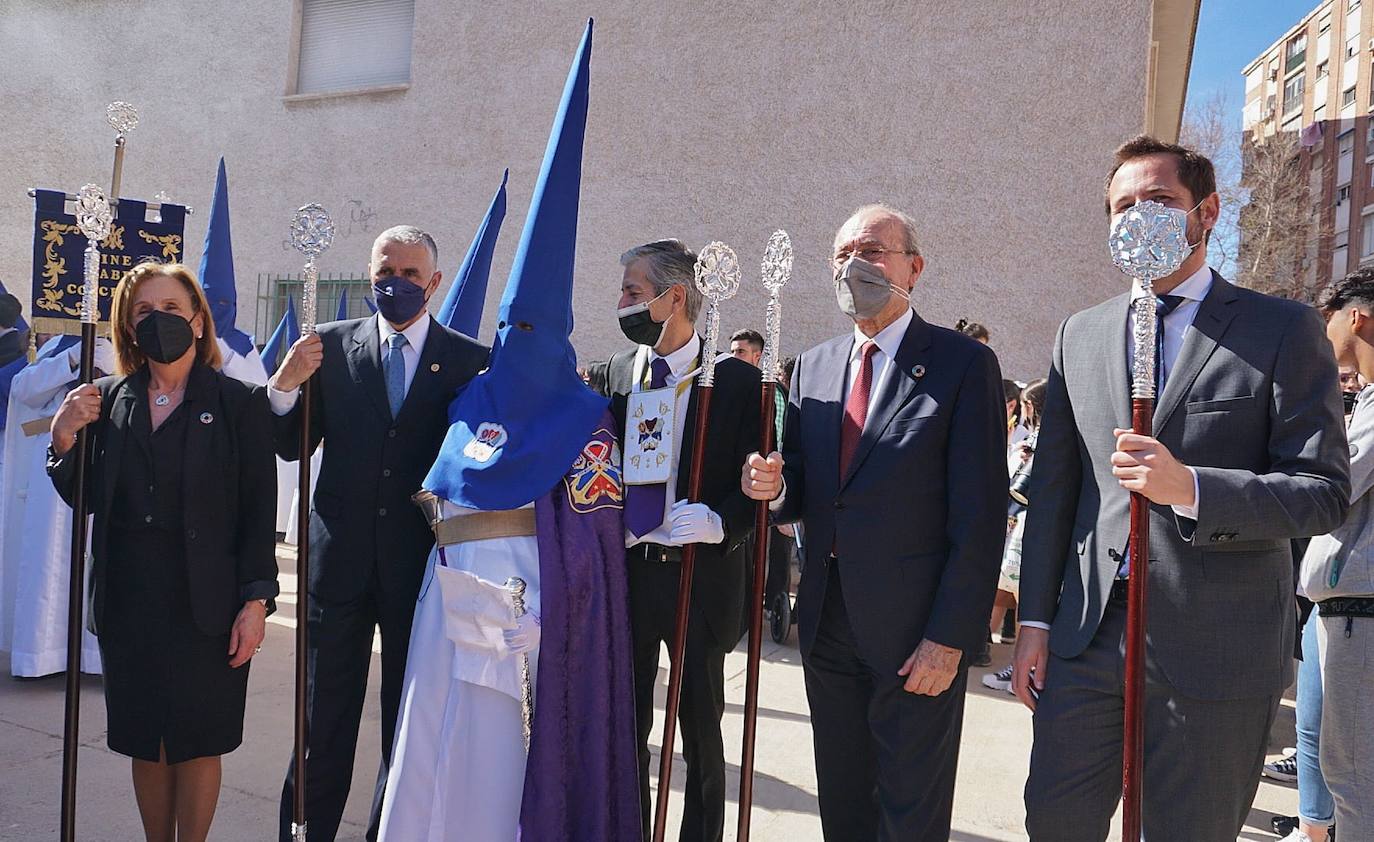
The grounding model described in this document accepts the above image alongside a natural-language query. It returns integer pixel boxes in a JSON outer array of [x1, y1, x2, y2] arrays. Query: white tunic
[[0, 338, 101, 677], [379, 501, 541, 842]]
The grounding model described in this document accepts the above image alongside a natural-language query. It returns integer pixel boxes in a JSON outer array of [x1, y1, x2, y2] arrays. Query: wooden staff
[[1121, 292, 1159, 841], [59, 183, 113, 842], [652, 242, 740, 842], [1107, 199, 1182, 840], [737, 230, 792, 841], [288, 204, 334, 842]]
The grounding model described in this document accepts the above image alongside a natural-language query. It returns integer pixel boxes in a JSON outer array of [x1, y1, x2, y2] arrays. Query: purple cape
[[519, 416, 640, 840]]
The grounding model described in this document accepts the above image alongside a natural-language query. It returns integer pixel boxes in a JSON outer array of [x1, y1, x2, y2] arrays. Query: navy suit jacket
[[272, 315, 488, 603], [775, 312, 1007, 673]]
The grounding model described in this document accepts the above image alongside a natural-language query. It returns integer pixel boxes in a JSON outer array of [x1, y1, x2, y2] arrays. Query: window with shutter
[[293, 0, 415, 96]]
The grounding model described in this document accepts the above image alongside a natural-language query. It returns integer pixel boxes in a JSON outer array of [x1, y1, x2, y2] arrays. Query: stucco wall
[[0, 0, 1152, 380]]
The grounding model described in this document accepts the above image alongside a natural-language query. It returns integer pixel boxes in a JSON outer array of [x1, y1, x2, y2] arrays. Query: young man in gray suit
[[743, 205, 1007, 841], [1011, 136, 1352, 841]]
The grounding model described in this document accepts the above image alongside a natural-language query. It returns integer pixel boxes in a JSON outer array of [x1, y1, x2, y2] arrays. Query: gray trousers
[[1024, 599, 1279, 841], [1318, 614, 1374, 839]]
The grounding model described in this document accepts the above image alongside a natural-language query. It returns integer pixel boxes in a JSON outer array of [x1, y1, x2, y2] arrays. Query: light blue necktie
[[383, 333, 408, 418]]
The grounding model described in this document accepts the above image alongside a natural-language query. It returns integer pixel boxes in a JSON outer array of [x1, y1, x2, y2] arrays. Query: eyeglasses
[[830, 246, 917, 268]]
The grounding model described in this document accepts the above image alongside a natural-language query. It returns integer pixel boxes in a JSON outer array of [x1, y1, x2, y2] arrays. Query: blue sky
[[1187, 0, 1318, 119]]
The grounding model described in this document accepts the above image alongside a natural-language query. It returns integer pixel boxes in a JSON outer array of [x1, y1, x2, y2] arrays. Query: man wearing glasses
[[742, 205, 1007, 840]]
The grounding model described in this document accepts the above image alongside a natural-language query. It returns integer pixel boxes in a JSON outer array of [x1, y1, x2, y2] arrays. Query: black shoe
[[971, 640, 992, 668], [1272, 816, 1297, 837], [1000, 610, 1017, 642]]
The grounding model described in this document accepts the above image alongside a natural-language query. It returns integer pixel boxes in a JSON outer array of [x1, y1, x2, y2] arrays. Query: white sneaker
[[981, 664, 1013, 692], [1263, 747, 1298, 783], [1278, 831, 1313, 842]]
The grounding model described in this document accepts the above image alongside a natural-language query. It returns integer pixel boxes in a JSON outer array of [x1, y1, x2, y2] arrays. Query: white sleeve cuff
[[1018, 620, 1051, 631], [1170, 467, 1200, 521], [267, 384, 300, 416], [767, 477, 787, 513]]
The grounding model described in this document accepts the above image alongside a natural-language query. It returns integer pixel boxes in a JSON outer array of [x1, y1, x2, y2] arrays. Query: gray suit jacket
[[1019, 272, 1351, 700]]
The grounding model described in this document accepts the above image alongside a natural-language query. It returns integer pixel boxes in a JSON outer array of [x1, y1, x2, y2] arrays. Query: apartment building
[[1245, 0, 1374, 289]]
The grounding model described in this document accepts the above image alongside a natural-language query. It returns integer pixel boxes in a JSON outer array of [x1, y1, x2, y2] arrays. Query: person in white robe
[[0, 336, 108, 676]]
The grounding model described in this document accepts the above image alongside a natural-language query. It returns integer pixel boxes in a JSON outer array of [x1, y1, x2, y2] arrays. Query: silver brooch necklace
[[152, 384, 184, 407]]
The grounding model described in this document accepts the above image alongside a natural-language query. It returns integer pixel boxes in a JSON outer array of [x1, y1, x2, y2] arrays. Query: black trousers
[[803, 560, 968, 842], [630, 555, 730, 842], [278, 582, 417, 842]]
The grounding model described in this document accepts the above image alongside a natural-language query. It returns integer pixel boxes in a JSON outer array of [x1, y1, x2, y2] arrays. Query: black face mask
[[135, 310, 196, 364], [616, 289, 671, 347], [1344, 390, 1359, 414]]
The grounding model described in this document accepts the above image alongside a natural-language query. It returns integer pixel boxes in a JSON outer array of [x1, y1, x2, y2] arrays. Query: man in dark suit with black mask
[[587, 238, 760, 842], [268, 225, 488, 842]]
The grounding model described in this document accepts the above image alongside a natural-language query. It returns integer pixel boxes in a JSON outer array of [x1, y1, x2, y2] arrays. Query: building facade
[[1, 0, 1197, 379], [1244, 0, 1374, 292]]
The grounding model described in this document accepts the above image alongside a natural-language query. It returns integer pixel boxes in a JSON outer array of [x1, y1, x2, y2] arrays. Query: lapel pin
[[199, 412, 214, 425], [911, 364, 926, 379], [430, 363, 440, 373]]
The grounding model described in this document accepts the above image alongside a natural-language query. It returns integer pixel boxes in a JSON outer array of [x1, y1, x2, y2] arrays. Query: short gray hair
[[373, 225, 439, 267], [620, 239, 702, 322], [844, 203, 922, 256]]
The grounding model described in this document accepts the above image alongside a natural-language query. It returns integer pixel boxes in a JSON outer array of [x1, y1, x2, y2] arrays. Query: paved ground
[[0, 545, 1300, 841]]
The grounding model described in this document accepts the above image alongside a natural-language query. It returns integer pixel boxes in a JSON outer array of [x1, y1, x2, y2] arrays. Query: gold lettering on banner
[[37, 221, 129, 316]]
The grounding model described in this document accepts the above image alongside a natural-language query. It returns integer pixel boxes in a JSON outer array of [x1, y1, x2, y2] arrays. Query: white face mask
[[1108, 198, 1204, 282]]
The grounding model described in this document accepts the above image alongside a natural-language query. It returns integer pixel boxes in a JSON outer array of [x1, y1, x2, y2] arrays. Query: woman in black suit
[[49, 261, 277, 842]]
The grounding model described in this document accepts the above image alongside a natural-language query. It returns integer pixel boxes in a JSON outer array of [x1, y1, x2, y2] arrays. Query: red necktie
[[839, 341, 877, 481]]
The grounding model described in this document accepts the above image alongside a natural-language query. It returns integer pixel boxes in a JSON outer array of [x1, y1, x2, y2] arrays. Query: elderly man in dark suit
[[587, 238, 760, 842], [268, 225, 488, 842], [1011, 136, 1352, 841], [743, 205, 1007, 841]]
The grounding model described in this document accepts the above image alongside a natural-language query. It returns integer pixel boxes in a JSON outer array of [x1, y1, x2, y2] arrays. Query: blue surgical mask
[[372, 276, 430, 325]]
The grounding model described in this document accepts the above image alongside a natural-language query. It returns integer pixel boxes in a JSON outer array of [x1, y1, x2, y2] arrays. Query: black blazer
[[591, 347, 762, 647], [273, 315, 488, 603], [48, 363, 279, 637], [774, 314, 1008, 673]]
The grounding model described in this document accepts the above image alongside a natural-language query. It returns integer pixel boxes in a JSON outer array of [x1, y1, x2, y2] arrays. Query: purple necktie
[[625, 357, 673, 538]]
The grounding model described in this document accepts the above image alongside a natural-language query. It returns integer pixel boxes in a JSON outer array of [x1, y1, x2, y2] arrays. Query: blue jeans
[[1298, 609, 1335, 825]]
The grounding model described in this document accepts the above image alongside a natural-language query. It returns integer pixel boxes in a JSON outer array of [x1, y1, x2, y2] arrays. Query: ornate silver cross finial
[[289, 203, 335, 335], [694, 242, 742, 387], [759, 230, 793, 382], [105, 102, 139, 140], [73, 184, 113, 325]]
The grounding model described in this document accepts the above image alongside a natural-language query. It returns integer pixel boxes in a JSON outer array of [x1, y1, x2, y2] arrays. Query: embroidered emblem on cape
[[463, 422, 508, 463], [566, 427, 623, 513], [637, 416, 663, 451]]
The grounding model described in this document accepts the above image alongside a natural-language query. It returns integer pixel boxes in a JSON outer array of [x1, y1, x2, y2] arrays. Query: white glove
[[669, 500, 725, 545], [502, 612, 541, 655]]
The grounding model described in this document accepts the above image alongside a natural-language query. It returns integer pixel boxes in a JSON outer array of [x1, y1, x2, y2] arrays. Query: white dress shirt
[[268, 315, 431, 416], [626, 333, 701, 548], [845, 307, 913, 408]]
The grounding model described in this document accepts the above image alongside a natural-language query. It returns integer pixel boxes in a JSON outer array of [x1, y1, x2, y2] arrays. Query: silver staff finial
[[105, 102, 139, 140], [759, 230, 793, 382], [694, 241, 742, 387], [73, 184, 113, 325], [289, 203, 335, 336], [1108, 200, 1188, 401]]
